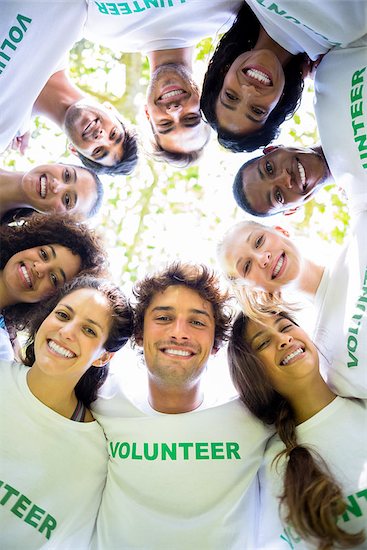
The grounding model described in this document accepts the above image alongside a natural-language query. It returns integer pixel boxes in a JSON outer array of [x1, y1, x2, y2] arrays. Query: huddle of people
[[1, 1, 366, 549]]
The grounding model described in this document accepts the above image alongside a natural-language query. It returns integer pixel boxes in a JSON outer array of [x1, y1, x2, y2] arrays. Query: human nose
[[277, 332, 293, 349], [276, 169, 292, 189], [58, 321, 76, 341], [170, 318, 189, 340], [93, 127, 105, 140], [166, 103, 183, 118], [33, 260, 46, 278], [256, 250, 271, 269], [49, 178, 63, 194]]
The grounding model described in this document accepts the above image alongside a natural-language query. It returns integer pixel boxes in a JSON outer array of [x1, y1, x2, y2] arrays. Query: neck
[[148, 379, 203, 414], [297, 257, 324, 298], [147, 47, 194, 73], [0, 271, 18, 309], [286, 372, 336, 424], [0, 169, 29, 217], [33, 69, 84, 127], [256, 26, 293, 65], [26, 365, 79, 419]]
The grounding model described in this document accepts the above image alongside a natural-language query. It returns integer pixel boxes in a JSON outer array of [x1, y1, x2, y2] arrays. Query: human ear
[[68, 143, 78, 156], [263, 145, 279, 154], [210, 346, 219, 357], [282, 208, 299, 217], [273, 225, 290, 238], [92, 351, 114, 368], [144, 105, 150, 121]]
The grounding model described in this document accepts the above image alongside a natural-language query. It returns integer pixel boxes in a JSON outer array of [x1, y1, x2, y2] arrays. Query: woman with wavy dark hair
[[0, 275, 133, 548], [228, 310, 366, 549], [200, 1, 366, 153], [0, 212, 107, 359]]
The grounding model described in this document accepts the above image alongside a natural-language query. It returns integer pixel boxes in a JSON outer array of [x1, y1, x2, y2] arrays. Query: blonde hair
[[218, 220, 299, 320]]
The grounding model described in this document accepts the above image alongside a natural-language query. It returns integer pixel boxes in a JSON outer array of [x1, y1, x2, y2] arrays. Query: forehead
[[146, 285, 214, 317], [57, 288, 110, 318], [223, 225, 255, 261]]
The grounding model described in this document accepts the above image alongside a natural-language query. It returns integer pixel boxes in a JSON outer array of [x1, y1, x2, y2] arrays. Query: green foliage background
[[1, 38, 350, 287]]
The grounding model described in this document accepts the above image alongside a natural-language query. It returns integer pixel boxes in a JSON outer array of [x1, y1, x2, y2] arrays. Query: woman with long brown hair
[[227, 309, 366, 549]]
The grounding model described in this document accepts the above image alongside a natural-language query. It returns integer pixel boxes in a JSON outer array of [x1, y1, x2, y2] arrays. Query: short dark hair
[[200, 3, 306, 153], [1, 212, 107, 331], [77, 126, 138, 176], [77, 165, 104, 217], [23, 275, 133, 406], [132, 262, 232, 350], [232, 157, 274, 218], [148, 121, 211, 168]]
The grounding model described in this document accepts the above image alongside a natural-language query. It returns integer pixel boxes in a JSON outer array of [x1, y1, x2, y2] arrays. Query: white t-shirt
[[84, 0, 243, 53], [314, 45, 367, 213], [0, 316, 14, 361], [255, 397, 367, 549], [0, 1, 86, 152], [245, 0, 367, 59], [91, 372, 272, 549], [313, 211, 367, 398], [0, 360, 108, 549]]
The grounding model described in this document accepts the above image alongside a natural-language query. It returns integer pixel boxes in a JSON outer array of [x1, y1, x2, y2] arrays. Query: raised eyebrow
[[93, 148, 108, 160], [190, 308, 211, 319], [151, 306, 174, 313], [48, 245, 56, 259], [57, 303, 103, 329], [219, 96, 235, 111], [182, 118, 201, 129], [156, 126, 174, 135], [250, 328, 267, 345], [59, 269, 67, 283], [246, 113, 263, 124]]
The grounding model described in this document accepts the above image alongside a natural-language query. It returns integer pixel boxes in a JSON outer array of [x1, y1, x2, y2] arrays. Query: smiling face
[[141, 285, 216, 386], [64, 101, 125, 166], [221, 223, 302, 294], [33, 288, 111, 380], [243, 147, 330, 214], [21, 164, 97, 218], [245, 314, 318, 396], [215, 50, 285, 135], [145, 64, 210, 154], [1, 245, 81, 306]]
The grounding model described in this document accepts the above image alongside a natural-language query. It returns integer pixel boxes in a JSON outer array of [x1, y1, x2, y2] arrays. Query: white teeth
[[246, 69, 271, 85], [272, 255, 284, 278], [48, 340, 75, 358], [164, 349, 191, 357], [281, 347, 303, 366], [297, 161, 306, 190], [40, 176, 47, 198], [21, 265, 31, 287], [160, 89, 185, 100]]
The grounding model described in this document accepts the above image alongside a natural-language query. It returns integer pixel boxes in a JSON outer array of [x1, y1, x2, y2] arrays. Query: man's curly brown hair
[[132, 262, 232, 350]]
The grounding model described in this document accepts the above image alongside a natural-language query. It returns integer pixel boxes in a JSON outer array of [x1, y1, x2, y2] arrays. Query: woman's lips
[[271, 252, 286, 280], [242, 65, 273, 86]]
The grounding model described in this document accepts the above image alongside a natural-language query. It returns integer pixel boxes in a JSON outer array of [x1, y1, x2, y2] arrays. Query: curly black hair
[[200, 3, 306, 152], [1, 212, 108, 331], [77, 125, 139, 176]]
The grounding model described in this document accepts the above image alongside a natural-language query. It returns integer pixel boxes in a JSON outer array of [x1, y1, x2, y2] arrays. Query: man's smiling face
[[242, 146, 329, 215], [64, 101, 125, 167], [145, 64, 210, 154], [141, 285, 216, 386]]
